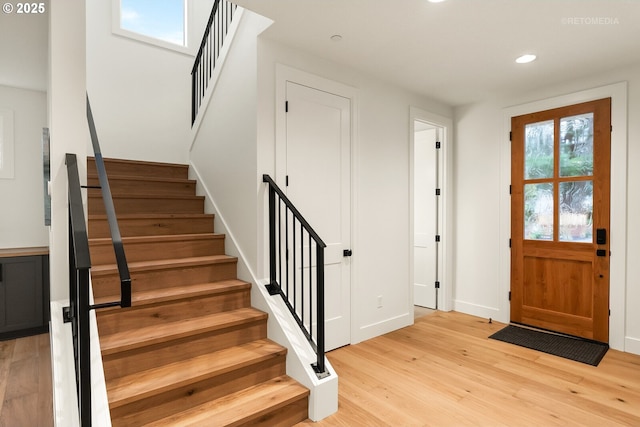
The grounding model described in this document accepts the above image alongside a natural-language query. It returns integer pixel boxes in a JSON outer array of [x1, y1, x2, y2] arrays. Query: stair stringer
[[189, 162, 338, 422]]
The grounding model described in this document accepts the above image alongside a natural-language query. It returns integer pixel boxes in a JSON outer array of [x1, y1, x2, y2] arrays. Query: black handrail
[[263, 174, 329, 378], [65, 153, 92, 425], [191, 0, 238, 125], [86, 96, 132, 309], [63, 97, 132, 426]]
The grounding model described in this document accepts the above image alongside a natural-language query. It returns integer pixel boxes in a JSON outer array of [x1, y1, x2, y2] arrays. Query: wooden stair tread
[[87, 173, 195, 185], [89, 233, 223, 246], [89, 213, 213, 220], [88, 156, 189, 169], [100, 307, 266, 355], [88, 193, 204, 201], [145, 375, 309, 427], [94, 279, 250, 308], [91, 254, 236, 275], [90, 233, 222, 245], [107, 339, 286, 408]]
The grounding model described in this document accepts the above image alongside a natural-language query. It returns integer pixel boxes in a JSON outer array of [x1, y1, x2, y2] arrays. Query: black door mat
[[489, 325, 608, 366]]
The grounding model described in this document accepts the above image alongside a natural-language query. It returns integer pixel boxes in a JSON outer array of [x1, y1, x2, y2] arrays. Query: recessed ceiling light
[[516, 54, 537, 64], [428, 0, 448, 3], [330, 34, 343, 42]]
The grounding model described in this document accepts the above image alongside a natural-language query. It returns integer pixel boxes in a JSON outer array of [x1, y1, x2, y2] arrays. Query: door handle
[[596, 249, 607, 257], [343, 249, 352, 257], [596, 228, 607, 245]]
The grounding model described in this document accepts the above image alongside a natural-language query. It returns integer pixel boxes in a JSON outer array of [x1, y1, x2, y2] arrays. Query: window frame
[[112, 0, 191, 55], [0, 108, 15, 179]]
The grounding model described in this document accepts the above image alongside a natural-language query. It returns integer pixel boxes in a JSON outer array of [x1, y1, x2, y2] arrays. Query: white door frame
[[500, 82, 628, 351], [409, 107, 453, 315], [275, 63, 358, 345]]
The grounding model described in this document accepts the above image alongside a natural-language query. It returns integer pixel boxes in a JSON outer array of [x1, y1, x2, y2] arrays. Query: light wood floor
[[0, 333, 53, 427], [3, 313, 640, 427], [296, 311, 640, 427]]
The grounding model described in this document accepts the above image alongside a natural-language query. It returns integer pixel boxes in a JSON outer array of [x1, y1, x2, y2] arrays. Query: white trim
[[500, 82, 628, 351], [625, 336, 640, 355], [409, 107, 453, 313], [0, 108, 15, 179], [274, 63, 359, 346], [111, 0, 191, 56], [453, 299, 501, 320]]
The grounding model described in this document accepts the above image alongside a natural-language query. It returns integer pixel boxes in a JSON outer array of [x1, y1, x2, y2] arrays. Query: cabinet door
[[0, 256, 43, 333]]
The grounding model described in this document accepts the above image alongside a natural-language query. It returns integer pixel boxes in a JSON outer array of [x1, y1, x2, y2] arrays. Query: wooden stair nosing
[[99, 307, 267, 356], [93, 279, 250, 312], [106, 339, 287, 409], [89, 213, 214, 220], [90, 255, 237, 276], [144, 375, 309, 427], [87, 173, 196, 186], [88, 194, 205, 202], [89, 232, 224, 247]]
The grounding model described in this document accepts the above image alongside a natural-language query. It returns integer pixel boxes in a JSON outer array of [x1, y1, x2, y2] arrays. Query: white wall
[[256, 38, 453, 344], [453, 62, 640, 354], [48, 0, 87, 306], [189, 10, 271, 274], [0, 0, 48, 91], [85, 0, 214, 164], [0, 86, 48, 249]]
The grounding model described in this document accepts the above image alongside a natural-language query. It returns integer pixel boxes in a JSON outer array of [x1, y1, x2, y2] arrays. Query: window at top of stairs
[[112, 0, 188, 54]]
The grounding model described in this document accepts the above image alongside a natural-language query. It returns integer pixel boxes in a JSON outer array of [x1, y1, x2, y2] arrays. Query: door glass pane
[[524, 183, 553, 240], [560, 113, 593, 177], [559, 180, 593, 242], [525, 120, 554, 179]]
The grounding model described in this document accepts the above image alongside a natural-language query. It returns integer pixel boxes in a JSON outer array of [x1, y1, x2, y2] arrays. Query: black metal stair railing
[[191, 0, 238, 125], [63, 96, 132, 426], [263, 174, 330, 378]]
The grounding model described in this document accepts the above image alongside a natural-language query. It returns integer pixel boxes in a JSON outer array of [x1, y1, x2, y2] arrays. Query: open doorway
[[413, 121, 439, 310], [410, 107, 453, 318]]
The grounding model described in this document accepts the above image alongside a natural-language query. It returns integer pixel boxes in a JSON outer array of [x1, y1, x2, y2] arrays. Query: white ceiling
[[0, 1, 49, 91], [233, 0, 640, 107]]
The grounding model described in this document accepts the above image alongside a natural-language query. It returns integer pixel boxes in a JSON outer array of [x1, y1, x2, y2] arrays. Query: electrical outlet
[[377, 295, 383, 308]]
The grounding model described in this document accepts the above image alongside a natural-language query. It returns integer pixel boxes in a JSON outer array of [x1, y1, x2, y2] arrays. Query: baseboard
[[453, 299, 502, 322], [625, 336, 640, 356], [355, 312, 412, 344]]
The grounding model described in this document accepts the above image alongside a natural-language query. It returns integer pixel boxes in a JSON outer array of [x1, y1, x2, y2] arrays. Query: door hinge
[[285, 101, 289, 112], [509, 131, 512, 141], [286, 175, 289, 186], [508, 291, 512, 301], [435, 235, 441, 242], [509, 238, 512, 248], [610, 125, 613, 132], [509, 185, 512, 195], [435, 141, 441, 149], [435, 188, 441, 196], [435, 281, 440, 289], [609, 309, 611, 316]]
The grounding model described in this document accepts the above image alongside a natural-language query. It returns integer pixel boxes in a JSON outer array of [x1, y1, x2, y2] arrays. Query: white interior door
[[413, 124, 438, 309], [284, 81, 351, 351]]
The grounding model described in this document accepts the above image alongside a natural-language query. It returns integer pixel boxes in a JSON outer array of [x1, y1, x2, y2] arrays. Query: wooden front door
[[511, 98, 611, 342]]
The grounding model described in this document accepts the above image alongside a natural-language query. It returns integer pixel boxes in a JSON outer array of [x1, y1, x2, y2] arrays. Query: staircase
[[86, 157, 309, 426]]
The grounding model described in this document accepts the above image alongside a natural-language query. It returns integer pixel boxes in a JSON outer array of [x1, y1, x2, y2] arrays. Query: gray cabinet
[[0, 251, 50, 339]]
